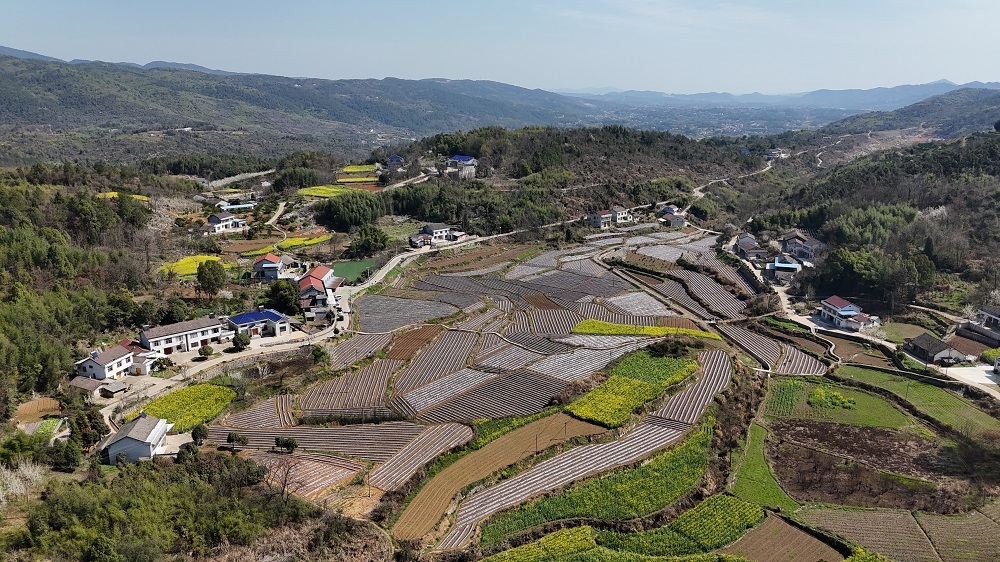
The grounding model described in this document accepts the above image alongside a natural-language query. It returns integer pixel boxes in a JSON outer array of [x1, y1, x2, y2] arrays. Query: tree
[[196, 259, 227, 300], [191, 424, 209, 445], [232, 332, 251, 352], [274, 437, 297, 454], [198, 345, 214, 359], [267, 279, 301, 315], [344, 224, 390, 259], [227, 432, 248, 452], [311, 344, 329, 365]]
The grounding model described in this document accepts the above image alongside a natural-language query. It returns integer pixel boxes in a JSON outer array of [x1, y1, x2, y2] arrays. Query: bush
[[982, 348, 1000, 364]]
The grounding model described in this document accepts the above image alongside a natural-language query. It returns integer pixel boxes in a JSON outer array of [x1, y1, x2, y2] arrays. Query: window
[[106, 365, 113, 372]]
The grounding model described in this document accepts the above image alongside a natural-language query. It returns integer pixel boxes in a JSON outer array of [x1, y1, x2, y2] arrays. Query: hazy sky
[[2, 0, 997, 94]]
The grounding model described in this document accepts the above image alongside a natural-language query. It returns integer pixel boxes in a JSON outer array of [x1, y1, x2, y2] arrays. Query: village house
[[139, 315, 230, 355], [819, 295, 880, 331], [661, 215, 687, 228], [117, 338, 162, 375], [253, 253, 285, 281], [410, 223, 452, 247], [958, 305, 1000, 347], [737, 238, 769, 261], [68, 376, 105, 400], [227, 307, 291, 338], [298, 265, 342, 320], [445, 155, 477, 179], [74, 345, 134, 380], [611, 206, 633, 224], [780, 230, 826, 262], [589, 210, 614, 229], [102, 412, 172, 465], [387, 154, 405, 170], [905, 333, 972, 365], [662, 204, 680, 215]]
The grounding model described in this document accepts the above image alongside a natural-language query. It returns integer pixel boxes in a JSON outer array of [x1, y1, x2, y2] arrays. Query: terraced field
[[207, 422, 426, 462], [604, 291, 677, 317], [798, 506, 941, 562], [717, 324, 782, 367], [224, 395, 296, 428], [650, 279, 718, 320], [394, 331, 478, 392], [418, 371, 567, 423], [248, 452, 365, 500], [299, 359, 400, 419], [327, 333, 392, 369], [356, 295, 458, 333], [722, 515, 843, 562], [368, 423, 473, 492], [775, 345, 827, 375], [393, 413, 603, 540], [528, 309, 585, 335], [386, 325, 443, 360], [391, 368, 501, 417], [475, 345, 545, 371], [668, 270, 747, 319]]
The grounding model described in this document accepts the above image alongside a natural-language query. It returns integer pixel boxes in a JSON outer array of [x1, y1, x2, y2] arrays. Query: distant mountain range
[[0, 44, 998, 164], [566, 79, 1000, 112], [821, 88, 1000, 137]]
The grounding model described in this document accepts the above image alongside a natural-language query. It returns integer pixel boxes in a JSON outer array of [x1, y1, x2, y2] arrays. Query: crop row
[[774, 345, 827, 375], [573, 319, 721, 340], [506, 311, 533, 333], [667, 270, 746, 320], [224, 394, 295, 429], [454, 307, 505, 331], [573, 302, 661, 327], [693, 254, 757, 296], [391, 368, 501, 417], [506, 331, 574, 355], [368, 422, 473, 492], [355, 294, 459, 333], [299, 358, 400, 418], [481, 526, 598, 562], [126, 384, 234, 432], [277, 234, 333, 251], [521, 269, 631, 298], [477, 333, 508, 358], [475, 344, 545, 371], [529, 309, 586, 335], [386, 325, 443, 360], [716, 324, 782, 368], [418, 371, 567, 423], [604, 291, 678, 317], [559, 257, 606, 277], [206, 422, 426, 462], [798, 506, 940, 562], [669, 495, 765, 550], [650, 280, 718, 321], [650, 350, 732, 425], [554, 334, 646, 349], [528, 339, 654, 382], [248, 452, 364, 500], [326, 332, 392, 370], [394, 330, 478, 392]]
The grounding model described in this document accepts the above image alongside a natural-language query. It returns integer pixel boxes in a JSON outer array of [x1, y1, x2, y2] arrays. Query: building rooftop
[[254, 253, 281, 265], [69, 377, 103, 392], [425, 222, 450, 231], [304, 265, 332, 280], [143, 317, 222, 340], [448, 155, 476, 162], [298, 276, 325, 293], [822, 295, 857, 310], [229, 309, 287, 325], [908, 333, 953, 357], [83, 345, 132, 367], [209, 212, 235, 221], [106, 413, 165, 447], [611, 206, 628, 212], [981, 305, 1000, 318]]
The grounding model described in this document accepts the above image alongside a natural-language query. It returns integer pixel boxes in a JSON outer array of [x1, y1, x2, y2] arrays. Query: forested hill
[[0, 55, 599, 135], [821, 88, 1000, 137]]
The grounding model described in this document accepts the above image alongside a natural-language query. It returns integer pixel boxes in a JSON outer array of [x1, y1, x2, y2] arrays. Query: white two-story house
[[139, 316, 229, 355], [75, 345, 134, 380], [819, 295, 880, 331]]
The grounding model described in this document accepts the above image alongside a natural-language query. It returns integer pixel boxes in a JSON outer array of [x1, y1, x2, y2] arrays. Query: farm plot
[[443, 262, 510, 277], [390, 368, 501, 417], [454, 308, 505, 332], [763, 378, 912, 429], [527, 339, 653, 382], [14, 397, 60, 423], [126, 384, 234, 432], [798, 507, 941, 562], [477, 333, 508, 358], [824, 335, 895, 368], [225, 395, 296, 428], [506, 311, 533, 333], [650, 280, 718, 321], [476, 344, 545, 371], [667, 270, 746, 319], [650, 349, 732, 425], [393, 414, 603, 540], [915, 511, 1000, 562], [586, 236, 624, 247], [717, 324, 782, 367], [386, 325, 443, 360], [415, 274, 485, 294], [394, 330, 478, 392], [418, 371, 568, 423], [554, 334, 646, 349], [604, 291, 677, 317], [524, 293, 562, 310], [355, 295, 458, 333], [559, 257, 606, 277], [694, 254, 757, 296], [368, 423, 473, 492], [327, 333, 392, 369], [247, 452, 364, 500], [506, 332, 573, 355], [722, 514, 844, 562], [523, 270, 632, 299], [490, 296, 513, 313], [731, 423, 800, 512], [299, 359, 400, 419], [506, 264, 549, 279], [637, 244, 686, 262], [775, 344, 828, 375], [527, 309, 584, 336], [574, 302, 661, 326], [206, 422, 426, 462]]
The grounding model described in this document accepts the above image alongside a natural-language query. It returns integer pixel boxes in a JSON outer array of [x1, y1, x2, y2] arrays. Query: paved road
[[265, 201, 286, 226]]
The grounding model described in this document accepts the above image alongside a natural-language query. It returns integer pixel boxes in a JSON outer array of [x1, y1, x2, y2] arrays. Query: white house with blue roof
[[226, 307, 292, 338], [445, 155, 477, 179]]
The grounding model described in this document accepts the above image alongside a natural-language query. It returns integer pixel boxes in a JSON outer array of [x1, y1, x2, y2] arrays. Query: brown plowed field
[[722, 514, 844, 562], [15, 397, 60, 423], [392, 413, 604, 541], [822, 335, 894, 368], [387, 325, 443, 360], [524, 293, 562, 310]]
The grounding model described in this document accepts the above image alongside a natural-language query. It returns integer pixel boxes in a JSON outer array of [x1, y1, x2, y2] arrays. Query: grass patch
[[762, 316, 809, 334], [483, 526, 598, 562], [480, 417, 714, 547], [277, 234, 333, 251], [836, 366, 1000, 434], [296, 185, 357, 198], [124, 384, 235, 432], [34, 418, 61, 440], [566, 353, 697, 428], [731, 423, 799, 512], [333, 259, 376, 282], [157, 255, 228, 276], [573, 319, 721, 340], [763, 377, 912, 429], [882, 323, 930, 345]]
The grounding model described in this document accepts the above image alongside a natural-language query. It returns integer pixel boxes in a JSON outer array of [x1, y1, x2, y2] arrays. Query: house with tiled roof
[[74, 345, 134, 380], [102, 412, 172, 465], [905, 333, 971, 365], [253, 253, 284, 281], [588, 210, 614, 229], [819, 295, 880, 331], [780, 229, 826, 262], [139, 315, 230, 355]]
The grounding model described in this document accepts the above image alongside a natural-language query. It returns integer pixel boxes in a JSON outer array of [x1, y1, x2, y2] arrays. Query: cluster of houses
[[193, 190, 258, 213], [734, 229, 826, 286], [408, 223, 467, 248], [588, 207, 634, 229], [444, 155, 477, 179], [250, 254, 345, 321]]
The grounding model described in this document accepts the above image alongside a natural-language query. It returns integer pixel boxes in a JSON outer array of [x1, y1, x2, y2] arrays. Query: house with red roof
[[252, 253, 284, 281], [820, 295, 880, 331], [297, 264, 343, 320]]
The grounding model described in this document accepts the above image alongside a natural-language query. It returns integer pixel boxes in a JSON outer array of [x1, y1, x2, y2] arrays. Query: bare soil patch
[[525, 293, 562, 310], [722, 514, 844, 562], [757, 326, 829, 357], [386, 325, 444, 360], [823, 335, 894, 368], [14, 397, 60, 423]]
